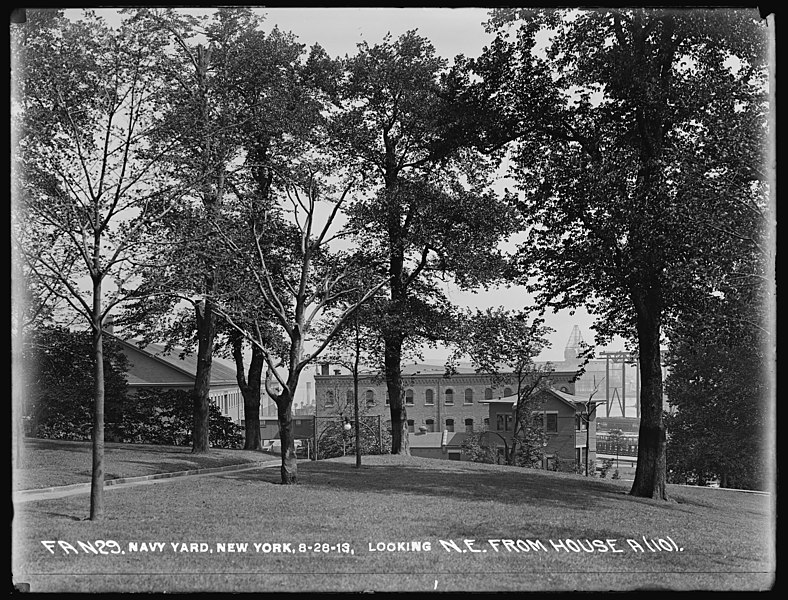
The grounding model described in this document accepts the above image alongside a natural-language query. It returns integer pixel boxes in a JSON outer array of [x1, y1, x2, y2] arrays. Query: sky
[[63, 7, 619, 364]]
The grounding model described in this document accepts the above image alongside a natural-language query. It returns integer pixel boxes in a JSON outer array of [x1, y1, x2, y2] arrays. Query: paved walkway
[[13, 460, 281, 504]]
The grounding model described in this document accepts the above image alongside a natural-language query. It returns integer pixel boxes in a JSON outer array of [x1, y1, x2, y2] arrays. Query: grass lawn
[[12, 441, 775, 593], [13, 438, 277, 491]]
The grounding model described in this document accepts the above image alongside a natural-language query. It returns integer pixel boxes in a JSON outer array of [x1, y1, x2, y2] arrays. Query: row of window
[[323, 387, 516, 407], [212, 391, 241, 416], [496, 411, 560, 433], [403, 417, 485, 433]]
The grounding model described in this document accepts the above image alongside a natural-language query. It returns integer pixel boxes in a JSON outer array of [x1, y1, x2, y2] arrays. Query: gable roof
[[118, 338, 239, 387], [479, 387, 605, 410]]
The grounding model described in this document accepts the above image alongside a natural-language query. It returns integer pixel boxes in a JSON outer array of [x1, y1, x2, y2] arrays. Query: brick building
[[313, 362, 580, 437]]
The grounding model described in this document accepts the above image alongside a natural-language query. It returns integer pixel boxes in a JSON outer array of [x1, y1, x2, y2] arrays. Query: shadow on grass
[[219, 460, 646, 511]]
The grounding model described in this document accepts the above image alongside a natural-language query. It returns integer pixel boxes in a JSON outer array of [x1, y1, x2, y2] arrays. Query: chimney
[[104, 314, 114, 335]]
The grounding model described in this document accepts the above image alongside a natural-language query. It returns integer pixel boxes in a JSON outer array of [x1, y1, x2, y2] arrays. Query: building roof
[[119, 338, 239, 387], [479, 387, 606, 410], [409, 430, 470, 449]]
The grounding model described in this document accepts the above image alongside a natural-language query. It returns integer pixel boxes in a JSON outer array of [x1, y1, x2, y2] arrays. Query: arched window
[[560, 386, 569, 393], [465, 418, 474, 432], [325, 391, 335, 407], [464, 388, 474, 404], [426, 418, 435, 432], [445, 389, 454, 405], [425, 389, 434, 405], [484, 388, 493, 400], [504, 387, 513, 397], [365, 390, 375, 406], [446, 418, 455, 432], [346, 390, 354, 404], [405, 389, 414, 406], [483, 417, 489, 430]]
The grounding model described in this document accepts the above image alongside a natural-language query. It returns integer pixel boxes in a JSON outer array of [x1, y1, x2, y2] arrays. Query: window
[[296, 419, 302, 426], [407, 419, 415, 433], [464, 388, 473, 404], [504, 387, 513, 397], [576, 414, 588, 431], [365, 390, 375, 406], [496, 414, 512, 432], [483, 417, 489, 430], [405, 389, 414, 406], [445, 389, 454, 405], [484, 388, 493, 400], [325, 391, 335, 407], [560, 386, 569, 393], [448, 452, 461, 461], [532, 412, 544, 429], [346, 390, 354, 405], [465, 418, 474, 433], [385, 391, 390, 405], [425, 389, 434, 405], [446, 418, 455, 432], [426, 419, 435, 432], [546, 413, 558, 433]]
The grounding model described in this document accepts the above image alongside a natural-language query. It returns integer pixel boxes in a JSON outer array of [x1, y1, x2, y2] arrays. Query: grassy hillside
[[12, 441, 775, 592]]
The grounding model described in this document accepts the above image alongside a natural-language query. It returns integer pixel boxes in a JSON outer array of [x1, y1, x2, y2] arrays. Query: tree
[[473, 8, 769, 499], [214, 164, 389, 484], [320, 280, 387, 467], [327, 31, 518, 455], [664, 246, 769, 490], [15, 9, 181, 519], [121, 8, 322, 454], [452, 308, 555, 466]]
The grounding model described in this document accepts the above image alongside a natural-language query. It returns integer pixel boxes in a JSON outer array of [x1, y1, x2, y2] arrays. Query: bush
[[108, 388, 243, 448], [25, 327, 129, 441]]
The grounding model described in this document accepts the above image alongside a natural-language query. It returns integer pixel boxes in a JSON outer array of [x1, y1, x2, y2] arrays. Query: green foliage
[[316, 417, 389, 460], [24, 327, 130, 441], [460, 430, 499, 464], [110, 389, 243, 449], [664, 283, 768, 490]]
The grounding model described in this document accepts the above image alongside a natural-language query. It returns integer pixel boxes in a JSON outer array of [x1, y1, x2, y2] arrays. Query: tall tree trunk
[[630, 288, 668, 500], [353, 366, 361, 468], [233, 337, 264, 451], [385, 333, 409, 455], [90, 284, 105, 520], [192, 299, 216, 453], [276, 391, 297, 484]]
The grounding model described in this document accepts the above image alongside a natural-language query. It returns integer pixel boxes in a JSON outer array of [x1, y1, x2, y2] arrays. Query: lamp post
[[343, 418, 351, 456]]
